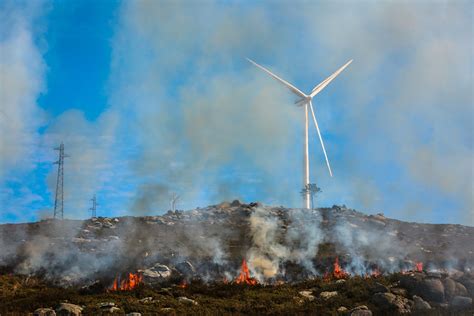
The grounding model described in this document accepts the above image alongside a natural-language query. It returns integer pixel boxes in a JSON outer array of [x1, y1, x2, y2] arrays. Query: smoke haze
[[0, 1, 472, 225]]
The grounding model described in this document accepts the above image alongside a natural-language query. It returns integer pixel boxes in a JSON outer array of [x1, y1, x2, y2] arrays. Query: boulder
[[34, 308, 56, 316], [139, 263, 172, 283], [443, 278, 468, 300], [454, 282, 468, 297], [372, 292, 411, 313], [401, 274, 445, 303], [337, 306, 348, 313], [299, 290, 315, 301], [98, 302, 116, 308], [391, 287, 407, 297], [443, 278, 456, 300], [98, 302, 120, 313], [105, 307, 121, 313], [399, 272, 424, 292], [126, 313, 141, 316], [178, 296, 198, 305], [450, 296, 472, 309], [138, 297, 154, 303], [371, 282, 389, 293], [419, 278, 445, 302], [459, 278, 474, 296], [349, 305, 372, 316], [319, 291, 338, 300], [230, 200, 242, 207], [56, 303, 83, 316], [412, 295, 431, 310], [175, 261, 196, 277]]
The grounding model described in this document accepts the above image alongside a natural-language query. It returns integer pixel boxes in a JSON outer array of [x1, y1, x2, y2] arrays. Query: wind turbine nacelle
[[295, 97, 310, 107]]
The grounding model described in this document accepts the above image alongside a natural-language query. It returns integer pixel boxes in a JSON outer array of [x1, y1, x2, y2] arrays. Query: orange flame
[[367, 266, 381, 278], [415, 262, 423, 272], [177, 280, 188, 289], [333, 257, 349, 279], [235, 259, 257, 285], [325, 257, 350, 281], [109, 272, 143, 291]]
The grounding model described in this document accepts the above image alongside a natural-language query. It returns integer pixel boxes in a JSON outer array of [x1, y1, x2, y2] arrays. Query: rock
[[98, 302, 120, 313], [371, 282, 389, 293], [230, 199, 242, 207], [160, 308, 176, 316], [335, 279, 346, 284], [443, 278, 468, 300], [454, 281, 468, 297], [105, 307, 121, 313], [299, 290, 315, 301], [178, 296, 198, 305], [175, 261, 196, 277], [426, 271, 443, 279], [56, 303, 83, 316], [399, 272, 424, 292], [459, 278, 474, 296], [217, 202, 231, 209], [337, 306, 348, 313], [126, 313, 141, 316], [349, 305, 372, 316], [448, 269, 464, 280], [372, 292, 411, 313], [450, 296, 472, 309], [98, 302, 115, 308], [139, 297, 154, 303], [34, 308, 56, 316], [412, 295, 431, 310], [319, 291, 338, 300], [391, 287, 407, 297], [372, 292, 396, 306], [401, 274, 445, 303], [419, 278, 445, 302], [443, 278, 456, 300], [139, 263, 172, 283]]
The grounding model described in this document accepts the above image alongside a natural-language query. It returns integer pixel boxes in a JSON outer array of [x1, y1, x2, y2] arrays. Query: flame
[[235, 259, 257, 285], [177, 280, 188, 289], [415, 262, 423, 272], [325, 257, 349, 281], [370, 267, 382, 278], [333, 257, 349, 279], [109, 272, 143, 291]]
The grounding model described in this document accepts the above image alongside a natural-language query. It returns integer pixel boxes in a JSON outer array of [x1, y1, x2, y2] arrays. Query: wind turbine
[[247, 58, 352, 209]]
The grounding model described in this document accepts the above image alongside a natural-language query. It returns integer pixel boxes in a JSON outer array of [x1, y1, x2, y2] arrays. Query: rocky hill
[[0, 201, 473, 314], [1, 201, 473, 283]]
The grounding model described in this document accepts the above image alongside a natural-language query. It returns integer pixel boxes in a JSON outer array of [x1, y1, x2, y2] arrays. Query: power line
[[53, 143, 68, 219]]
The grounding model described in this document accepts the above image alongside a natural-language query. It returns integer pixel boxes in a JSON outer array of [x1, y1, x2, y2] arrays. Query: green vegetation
[[0, 274, 471, 315]]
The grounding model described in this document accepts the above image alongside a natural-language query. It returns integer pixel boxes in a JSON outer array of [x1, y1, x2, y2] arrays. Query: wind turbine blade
[[310, 59, 352, 98], [309, 101, 333, 177], [246, 58, 307, 99]]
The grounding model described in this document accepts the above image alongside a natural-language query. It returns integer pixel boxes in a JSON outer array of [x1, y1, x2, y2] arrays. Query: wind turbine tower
[[247, 58, 352, 209]]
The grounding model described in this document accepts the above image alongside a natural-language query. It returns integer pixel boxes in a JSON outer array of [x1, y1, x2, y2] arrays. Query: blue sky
[[0, 0, 472, 225]]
